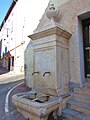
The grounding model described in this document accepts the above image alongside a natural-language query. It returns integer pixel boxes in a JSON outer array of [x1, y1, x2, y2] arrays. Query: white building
[[0, 0, 49, 72]]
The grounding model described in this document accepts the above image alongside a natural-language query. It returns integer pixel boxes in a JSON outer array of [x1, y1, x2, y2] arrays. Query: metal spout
[[43, 72, 50, 77], [32, 72, 39, 76]]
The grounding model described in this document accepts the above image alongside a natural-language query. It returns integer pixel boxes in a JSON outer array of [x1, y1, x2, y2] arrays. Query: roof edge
[[0, 0, 18, 31]]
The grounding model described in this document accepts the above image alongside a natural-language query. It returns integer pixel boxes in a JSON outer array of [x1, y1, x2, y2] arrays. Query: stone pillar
[[29, 24, 71, 96]]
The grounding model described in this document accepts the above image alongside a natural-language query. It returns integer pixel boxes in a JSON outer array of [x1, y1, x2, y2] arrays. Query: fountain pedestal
[[29, 24, 71, 96]]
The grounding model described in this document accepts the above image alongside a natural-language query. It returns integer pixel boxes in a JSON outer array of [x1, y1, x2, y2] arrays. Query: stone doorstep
[[62, 86, 90, 120], [74, 87, 90, 96], [71, 93, 90, 104], [67, 100, 90, 116], [63, 109, 90, 120]]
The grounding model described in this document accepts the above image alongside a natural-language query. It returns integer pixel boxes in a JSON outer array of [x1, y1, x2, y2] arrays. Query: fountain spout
[[32, 72, 39, 76], [43, 72, 50, 77]]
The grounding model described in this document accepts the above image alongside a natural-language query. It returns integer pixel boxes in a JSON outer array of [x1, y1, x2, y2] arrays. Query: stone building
[[12, 0, 90, 120], [25, 0, 90, 89], [0, 0, 49, 72]]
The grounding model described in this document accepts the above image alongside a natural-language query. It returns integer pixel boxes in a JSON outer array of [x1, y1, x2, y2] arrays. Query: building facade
[[26, 0, 90, 88], [0, 0, 49, 72]]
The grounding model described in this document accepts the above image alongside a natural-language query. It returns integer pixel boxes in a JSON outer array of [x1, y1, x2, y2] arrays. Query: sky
[[0, 0, 13, 25]]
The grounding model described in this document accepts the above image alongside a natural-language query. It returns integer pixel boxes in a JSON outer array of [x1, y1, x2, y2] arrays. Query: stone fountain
[[12, 3, 71, 120]]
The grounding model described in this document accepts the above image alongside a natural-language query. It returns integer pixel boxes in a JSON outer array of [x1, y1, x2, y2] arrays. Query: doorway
[[8, 56, 14, 71], [82, 18, 90, 78]]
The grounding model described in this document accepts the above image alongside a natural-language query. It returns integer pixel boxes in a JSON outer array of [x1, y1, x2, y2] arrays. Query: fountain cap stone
[[46, 3, 58, 20]]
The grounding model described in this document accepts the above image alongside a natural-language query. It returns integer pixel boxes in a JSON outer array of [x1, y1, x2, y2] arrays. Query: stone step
[[74, 87, 90, 96], [67, 100, 90, 116], [71, 93, 90, 104], [62, 109, 90, 120], [85, 82, 90, 88]]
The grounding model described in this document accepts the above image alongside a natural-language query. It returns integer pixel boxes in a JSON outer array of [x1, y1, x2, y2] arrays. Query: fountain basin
[[12, 91, 62, 120]]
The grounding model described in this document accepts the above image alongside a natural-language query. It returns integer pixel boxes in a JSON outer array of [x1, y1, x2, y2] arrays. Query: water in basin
[[34, 94, 50, 103], [22, 91, 49, 102], [19, 91, 52, 103], [22, 91, 37, 100]]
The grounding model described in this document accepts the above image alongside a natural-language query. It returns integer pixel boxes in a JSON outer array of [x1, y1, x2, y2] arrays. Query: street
[[0, 72, 26, 120], [0, 80, 23, 119]]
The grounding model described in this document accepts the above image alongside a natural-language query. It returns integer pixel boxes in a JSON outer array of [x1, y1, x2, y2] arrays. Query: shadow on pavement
[[0, 67, 9, 75]]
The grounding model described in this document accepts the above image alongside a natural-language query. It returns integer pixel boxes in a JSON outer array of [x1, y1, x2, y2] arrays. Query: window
[[5, 46, 7, 53]]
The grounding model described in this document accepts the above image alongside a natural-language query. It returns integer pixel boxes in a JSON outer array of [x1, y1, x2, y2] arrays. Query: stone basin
[[12, 91, 62, 120]]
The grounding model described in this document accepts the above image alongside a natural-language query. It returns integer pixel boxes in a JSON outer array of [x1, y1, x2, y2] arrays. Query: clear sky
[[0, 0, 13, 25]]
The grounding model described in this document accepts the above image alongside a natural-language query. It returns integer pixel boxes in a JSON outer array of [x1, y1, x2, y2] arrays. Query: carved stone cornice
[[28, 26, 71, 40]]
